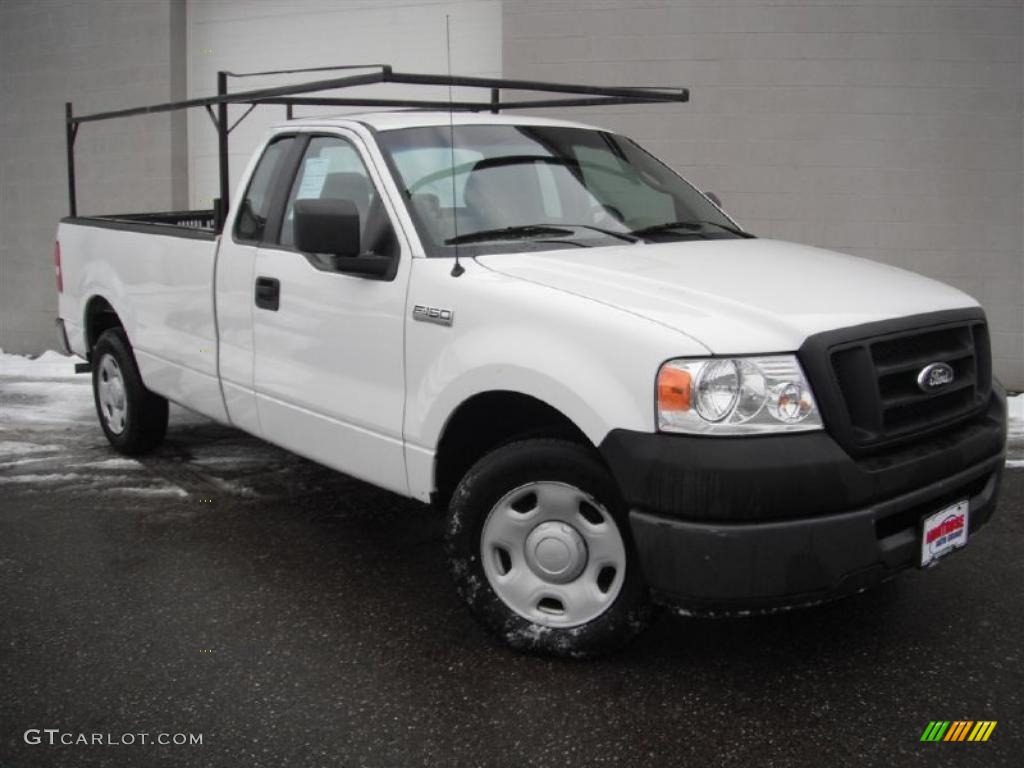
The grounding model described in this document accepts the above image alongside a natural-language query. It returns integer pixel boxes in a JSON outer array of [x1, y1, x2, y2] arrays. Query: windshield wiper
[[445, 223, 638, 246], [445, 224, 575, 246], [562, 224, 639, 243], [630, 220, 753, 239]]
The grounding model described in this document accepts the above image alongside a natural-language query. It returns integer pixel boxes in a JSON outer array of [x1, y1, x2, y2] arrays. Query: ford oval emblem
[[917, 362, 955, 393]]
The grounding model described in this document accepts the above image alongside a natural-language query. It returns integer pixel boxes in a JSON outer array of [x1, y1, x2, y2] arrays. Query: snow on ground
[[1, 350, 194, 498], [0, 441, 63, 456], [1009, 392, 1023, 438], [0, 350, 331, 501], [104, 486, 190, 498], [0, 456, 68, 469], [0, 349, 80, 379], [0, 473, 85, 484], [0, 350, 211, 432], [1004, 393, 1023, 470], [1, 380, 97, 425], [78, 457, 143, 470]]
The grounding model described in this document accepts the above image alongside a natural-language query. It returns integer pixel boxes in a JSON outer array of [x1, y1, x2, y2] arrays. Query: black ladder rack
[[64, 63, 689, 233]]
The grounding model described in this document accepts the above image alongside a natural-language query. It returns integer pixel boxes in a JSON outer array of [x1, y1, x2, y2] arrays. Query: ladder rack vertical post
[[65, 102, 77, 217], [216, 71, 230, 233]]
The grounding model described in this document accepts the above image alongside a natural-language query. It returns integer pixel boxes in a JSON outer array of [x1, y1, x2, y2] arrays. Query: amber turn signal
[[657, 365, 692, 413]]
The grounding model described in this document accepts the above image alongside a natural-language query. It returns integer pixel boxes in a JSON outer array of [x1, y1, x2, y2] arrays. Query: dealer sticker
[[920, 500, 969, 568]]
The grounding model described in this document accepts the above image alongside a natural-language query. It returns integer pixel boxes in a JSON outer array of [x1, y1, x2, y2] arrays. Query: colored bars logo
[[920, 721, 997, 742]]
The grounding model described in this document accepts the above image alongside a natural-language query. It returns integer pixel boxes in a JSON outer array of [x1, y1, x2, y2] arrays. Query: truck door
[[214, 134, 299, 435], [251, 131, 411, 495]]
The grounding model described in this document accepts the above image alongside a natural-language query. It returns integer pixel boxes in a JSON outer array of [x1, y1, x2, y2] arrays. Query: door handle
[[254, 276, 280, 311]]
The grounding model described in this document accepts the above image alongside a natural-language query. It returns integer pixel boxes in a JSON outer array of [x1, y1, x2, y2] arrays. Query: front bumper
[[598, 388, 1007, 612]]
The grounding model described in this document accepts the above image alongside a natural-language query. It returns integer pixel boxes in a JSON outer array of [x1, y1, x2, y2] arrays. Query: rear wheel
[[92, 328, 168, 455], [445, 438, 652, 657]]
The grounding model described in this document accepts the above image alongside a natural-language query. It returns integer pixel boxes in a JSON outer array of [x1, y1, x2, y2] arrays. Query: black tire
[[91, 328, 168, 456], [445, 438, 652, 657]]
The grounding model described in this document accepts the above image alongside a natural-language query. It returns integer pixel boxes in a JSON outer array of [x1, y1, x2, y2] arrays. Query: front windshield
[[375, 124, 746, 257]]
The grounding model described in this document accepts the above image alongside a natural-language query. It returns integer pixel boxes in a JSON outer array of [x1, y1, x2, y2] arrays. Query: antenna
[[446, 15, 464, 277]]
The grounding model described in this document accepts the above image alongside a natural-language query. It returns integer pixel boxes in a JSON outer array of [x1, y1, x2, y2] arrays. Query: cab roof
[[275, 110, 605, 133]]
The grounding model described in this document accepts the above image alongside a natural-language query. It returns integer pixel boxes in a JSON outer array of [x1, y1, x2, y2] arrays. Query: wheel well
[[433, 391, 590, 510], [84, 296, 123, 357]]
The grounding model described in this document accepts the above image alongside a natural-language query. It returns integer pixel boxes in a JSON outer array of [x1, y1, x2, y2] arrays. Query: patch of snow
[[1006, 460, 1024, 469], [77, 458, 142, 470], [0, 457, 64, 469], [189, 455, 269, 468], [507, 623, 552, 645], [0, 349, 82, 379], [1008, 393, 1023, 438], [208, 478, 259, 497], [0, 441, 63, 456], [104, 486, 189, 498], [0, 381, 94, 425], [0, 473, 84, 484]]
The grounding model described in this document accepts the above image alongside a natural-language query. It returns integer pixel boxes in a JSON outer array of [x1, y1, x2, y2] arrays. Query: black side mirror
[[294, 198, 360, 257], [293, 198, 393, 279], [705, 191, 723, 208]]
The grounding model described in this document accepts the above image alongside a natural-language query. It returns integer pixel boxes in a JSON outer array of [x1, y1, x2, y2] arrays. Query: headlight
[[657, 355, 822, 434]]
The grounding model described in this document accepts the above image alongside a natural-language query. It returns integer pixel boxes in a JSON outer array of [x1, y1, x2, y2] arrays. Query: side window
[[278, 136, 397, 258], [234, 136, 295, 242]]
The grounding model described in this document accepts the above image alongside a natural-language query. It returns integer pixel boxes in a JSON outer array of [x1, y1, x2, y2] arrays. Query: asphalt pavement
[[1, 366, 1022, 768]]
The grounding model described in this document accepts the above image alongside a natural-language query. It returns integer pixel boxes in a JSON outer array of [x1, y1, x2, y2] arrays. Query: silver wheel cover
[[480, 481, 627, 628], [97, 354, 127, 435]]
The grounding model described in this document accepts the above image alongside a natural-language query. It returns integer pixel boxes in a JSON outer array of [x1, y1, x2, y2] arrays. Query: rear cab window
[[234, 136, 296, 243]]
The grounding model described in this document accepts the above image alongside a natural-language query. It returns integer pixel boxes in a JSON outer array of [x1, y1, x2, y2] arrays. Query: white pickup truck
[[56, 108, 1007, 656]]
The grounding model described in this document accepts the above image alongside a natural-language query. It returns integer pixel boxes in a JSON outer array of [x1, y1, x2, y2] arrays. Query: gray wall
[[0, 0, 500, 357], [184, 0, 501, 209], [0, 0, 186, 355], [2, 0, 1022, 389], [504, 0, 1024, 388]]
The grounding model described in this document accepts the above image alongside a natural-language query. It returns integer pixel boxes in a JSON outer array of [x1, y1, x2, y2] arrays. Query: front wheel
[[445, 439, 652, 657], [92, 328, 168, 455]]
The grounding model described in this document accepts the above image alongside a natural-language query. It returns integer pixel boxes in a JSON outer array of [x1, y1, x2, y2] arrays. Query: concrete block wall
[[504, 0, 1024, 388], [0, 0, 187, 355]]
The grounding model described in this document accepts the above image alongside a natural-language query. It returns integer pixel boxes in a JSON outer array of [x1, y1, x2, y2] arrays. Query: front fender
[[400, 258, 709, 502], [412, 329, 638, 452], [405, 258, 709, 450]]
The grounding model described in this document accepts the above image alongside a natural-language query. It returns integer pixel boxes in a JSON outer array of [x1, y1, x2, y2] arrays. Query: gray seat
[[321, 171, 392, 255], [321, 172, 371, 223], [462, 162, 547, 230], [281, 171, 371, 248]]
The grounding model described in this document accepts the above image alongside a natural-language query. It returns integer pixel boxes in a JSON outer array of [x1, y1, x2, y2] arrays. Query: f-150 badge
[[413, 305, 454, 327]]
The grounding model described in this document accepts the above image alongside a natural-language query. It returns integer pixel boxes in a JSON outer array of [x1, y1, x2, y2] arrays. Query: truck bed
[[61, 210, 218, 240], [56, 213, 228, 423]]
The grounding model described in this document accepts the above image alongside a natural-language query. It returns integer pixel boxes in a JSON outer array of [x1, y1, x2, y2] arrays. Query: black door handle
[[254, 276, 280, 311]]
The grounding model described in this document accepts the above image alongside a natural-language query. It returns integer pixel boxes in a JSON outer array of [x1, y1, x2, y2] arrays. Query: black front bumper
[[598, 389, 1007, 612]]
